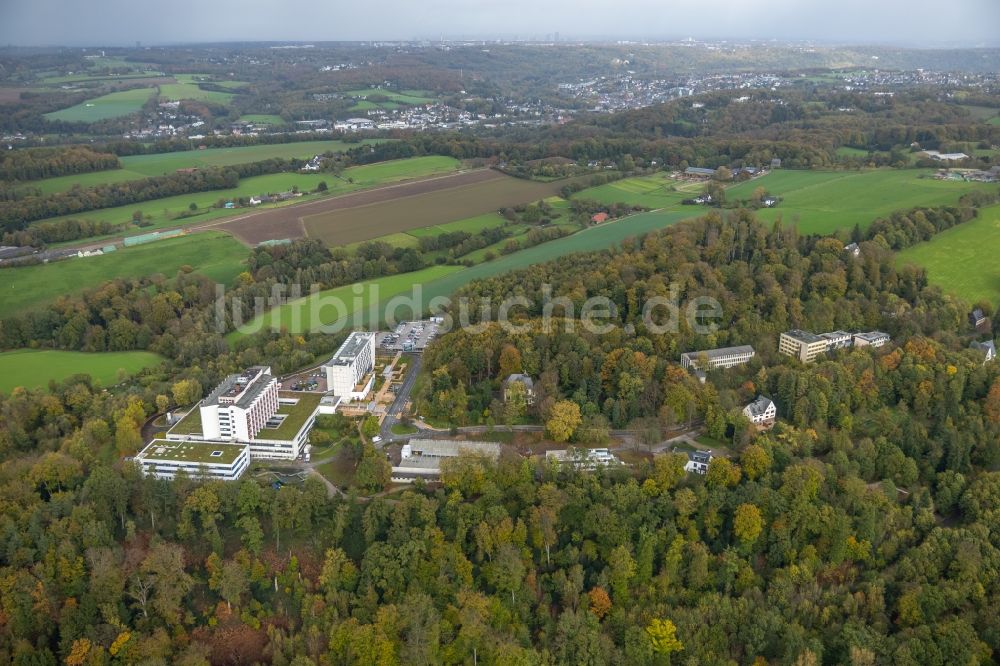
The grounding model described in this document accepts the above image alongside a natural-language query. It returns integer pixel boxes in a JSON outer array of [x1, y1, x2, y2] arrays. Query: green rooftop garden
[[140, 439, 245, 465], [168, 406, 203, 436], [262, 392, 323, 441]]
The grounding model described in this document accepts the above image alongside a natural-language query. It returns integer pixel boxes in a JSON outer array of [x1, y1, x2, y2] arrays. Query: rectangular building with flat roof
[[779, 330, 829, 363], [325, 331, 376, 400], [200, 366, 279, 441], [679, 345, 756, 371], [135, 440, 250, 481]]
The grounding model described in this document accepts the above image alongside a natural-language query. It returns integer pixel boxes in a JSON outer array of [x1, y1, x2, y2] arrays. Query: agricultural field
[[43, 87, 156, 122], [726, 169, 997, 235], [406, 212, 509, 237], [0, 231, 246, 318], [0, 350, 163, 393], [33, 155, 459, 245], [347, 88, 435, 104], [302, 171, 569, 246], [896, 204, 1000, 305], [573, 173, 690, 208], [236, 207, 696, 335]]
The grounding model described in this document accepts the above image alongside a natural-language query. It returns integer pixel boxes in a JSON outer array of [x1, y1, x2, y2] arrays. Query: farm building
[[591, 212, 610, 223]]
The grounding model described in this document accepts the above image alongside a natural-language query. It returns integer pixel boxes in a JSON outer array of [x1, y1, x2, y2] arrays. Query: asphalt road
[[380, 352, 422, 441]]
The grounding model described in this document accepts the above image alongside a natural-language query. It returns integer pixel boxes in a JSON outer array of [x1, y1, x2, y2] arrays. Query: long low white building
[[135, 440, 250, 481], [680, 345, 756, 371], [391, 439, 502, 483]]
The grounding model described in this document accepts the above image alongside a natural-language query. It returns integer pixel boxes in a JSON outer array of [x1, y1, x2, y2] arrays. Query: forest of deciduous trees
[[0, 209, 997, 664]]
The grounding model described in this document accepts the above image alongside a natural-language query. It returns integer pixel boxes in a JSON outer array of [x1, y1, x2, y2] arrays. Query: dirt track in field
[[207, 169, 507, 245]]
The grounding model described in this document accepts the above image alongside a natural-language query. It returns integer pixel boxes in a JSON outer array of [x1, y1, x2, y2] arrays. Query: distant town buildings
[[325, 332, 376, 401], [680, 345, 756, 371]]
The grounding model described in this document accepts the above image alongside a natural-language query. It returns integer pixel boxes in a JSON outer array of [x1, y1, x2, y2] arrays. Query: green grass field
[[230, 265, 463, 338], [727, 169, 997, 235], [346, 88, 435, 104], [0, 231, 246, 318], [234, 207, 695, 336], [157, 82, 235, 105], [0, 350, 163, 393], [896, 205, 1000, 305], [405, 212, 508, 238], [239, 114, 285, 124], [44, 88, 156, 122], [19, 139, 386, 194], [573, 173, 690, 209]]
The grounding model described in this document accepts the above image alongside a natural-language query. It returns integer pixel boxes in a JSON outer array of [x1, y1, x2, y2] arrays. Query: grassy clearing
[[0, 231, 246, 318], [239, 114, 284, 124], [229, 265, 463, 339], [726, 169, 997, 235], [21, 168, 152, 195], [346, 88, 435, 104], [574, 173, 688, 209], [896, 204, 1000, 305], [44, 87, 156, 122], [0, 350, 163, 393], [36, 172, 339, 232], [406, 212, 509, 238], [157, 82, 235, 105]]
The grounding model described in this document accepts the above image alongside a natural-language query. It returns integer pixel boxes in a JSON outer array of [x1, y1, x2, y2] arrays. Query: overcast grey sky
[[1, 0, 998, 47]]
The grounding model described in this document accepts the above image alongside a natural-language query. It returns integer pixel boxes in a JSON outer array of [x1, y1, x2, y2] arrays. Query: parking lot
[[280, 368, 328, 393], [376, 319, 442, 352]]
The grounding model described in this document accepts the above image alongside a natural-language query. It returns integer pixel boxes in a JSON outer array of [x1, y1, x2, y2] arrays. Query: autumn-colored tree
[[498, 344, 523, 379], [706, 457, 742, 488], [588, 587, 612, 620], [741, 443, 773, 480], [547, 400, 582, 442], [733, 503, 763, 547], [646, 618, 683, 657]]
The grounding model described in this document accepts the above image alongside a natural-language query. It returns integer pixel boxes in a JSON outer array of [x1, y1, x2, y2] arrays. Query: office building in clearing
[[136, 366, 339, 480], [680, 345, 756, 371], [325, 331, 376, 401]]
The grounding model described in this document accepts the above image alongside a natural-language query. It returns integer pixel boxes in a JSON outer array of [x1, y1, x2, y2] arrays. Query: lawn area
[[406, 212, 509, 238], [896, 204, 1000, 305], [239, 114, 285, 125], [390, 423, 418, 435], [346, 88, 435, 104], [343, 156, 460, 184], [573, 173, 689, 209], [157, 81, 235, 105], [266, 392, 323, 440], [0, 349, 163, 393], [230, 264, 463, 339], [44, 87, 156, 122], [726, 169, 997, 235], [316, 449, 358, 488], [21, 168, 152, 195], [0, 231, 246, 318]]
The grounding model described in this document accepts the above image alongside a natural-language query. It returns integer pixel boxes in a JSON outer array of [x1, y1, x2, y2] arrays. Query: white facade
[[743, 396, 777, 425], [326, 332, 376, 400], [679, 345, 756, 371], [546, 447, 619, 469], [200, 366, 279, 441], [853, 331, 891, 348], [136, 441, 250, 481], [684, 450, 713, 474]]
